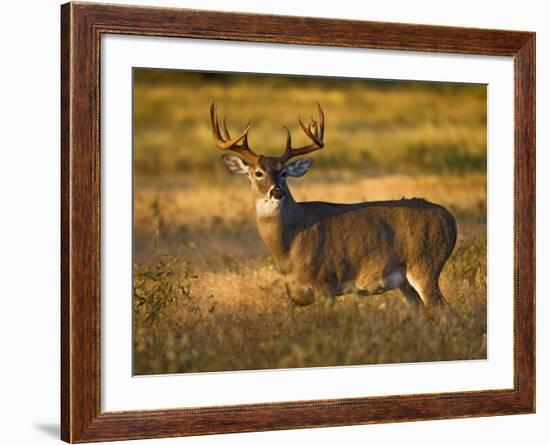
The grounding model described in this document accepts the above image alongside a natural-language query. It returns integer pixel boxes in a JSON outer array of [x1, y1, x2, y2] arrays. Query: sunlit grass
[[134, 234, 486, 374]]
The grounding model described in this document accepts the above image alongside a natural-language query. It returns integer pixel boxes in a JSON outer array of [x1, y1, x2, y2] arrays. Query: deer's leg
[[354, 267, 406, 297], [398, 279, 423, 306], [285, 279, 315, 306], [406, 271, 447, 307], [423, 282, 448, 307]]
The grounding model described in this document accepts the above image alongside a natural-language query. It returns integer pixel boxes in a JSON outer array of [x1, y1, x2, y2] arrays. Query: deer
[[209, 102, 457, 307]]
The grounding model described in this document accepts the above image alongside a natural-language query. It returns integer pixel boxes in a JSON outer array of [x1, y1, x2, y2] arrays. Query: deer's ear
[[284, 158, 313, 177], [222, 154, 249, 175]]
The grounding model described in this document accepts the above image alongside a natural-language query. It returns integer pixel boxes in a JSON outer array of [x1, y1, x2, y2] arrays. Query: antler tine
[[280, 102, 325, 164], [316, 100, 324, 140], [284, 126, 292, 151], [222, 113, 251, 148], [209, 102, 258, 163], [221, 114, 231, 140]]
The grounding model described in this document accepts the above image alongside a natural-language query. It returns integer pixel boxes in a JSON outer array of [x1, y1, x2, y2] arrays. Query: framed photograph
[[61, 2, 535, 442]]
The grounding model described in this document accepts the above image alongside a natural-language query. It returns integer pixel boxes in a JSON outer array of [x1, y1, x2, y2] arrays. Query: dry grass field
[[133, 70, 487, 375]]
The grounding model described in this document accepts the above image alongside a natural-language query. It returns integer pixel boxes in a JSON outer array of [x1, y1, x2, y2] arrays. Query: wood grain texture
[[60, 3, 71, 441], [60, 2, 536, 442]]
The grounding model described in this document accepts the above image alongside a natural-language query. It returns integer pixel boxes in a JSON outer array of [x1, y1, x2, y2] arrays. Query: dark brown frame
[[61, 2, 536, 442]]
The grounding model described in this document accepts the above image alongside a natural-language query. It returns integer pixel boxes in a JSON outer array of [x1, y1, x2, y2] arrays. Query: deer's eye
[[255, 171, 263, 178], [281, 171, 288, 178]]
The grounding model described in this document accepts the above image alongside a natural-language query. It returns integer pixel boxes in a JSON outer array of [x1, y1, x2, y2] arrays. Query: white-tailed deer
[[210, 102, 457, 307]]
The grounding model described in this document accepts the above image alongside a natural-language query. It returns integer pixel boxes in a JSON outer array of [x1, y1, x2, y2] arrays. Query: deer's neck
[[254, 191, 304, 268]]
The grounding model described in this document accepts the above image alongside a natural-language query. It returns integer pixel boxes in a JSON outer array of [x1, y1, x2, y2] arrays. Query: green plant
[[133, 235, 193, 330]]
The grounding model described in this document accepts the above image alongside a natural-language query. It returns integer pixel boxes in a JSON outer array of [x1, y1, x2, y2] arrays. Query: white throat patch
[[255, 198, 282, 217]]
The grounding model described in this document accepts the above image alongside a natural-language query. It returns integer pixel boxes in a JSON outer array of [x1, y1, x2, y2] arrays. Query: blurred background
[[134, 69, 486, 178], [133, 69, 487, 375]]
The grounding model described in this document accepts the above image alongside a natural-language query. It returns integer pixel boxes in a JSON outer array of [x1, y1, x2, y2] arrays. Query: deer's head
[[210, 102, 325, 205]]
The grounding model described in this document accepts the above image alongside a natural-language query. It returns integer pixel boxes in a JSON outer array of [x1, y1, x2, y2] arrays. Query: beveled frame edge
[[60, 2, 535, 443]]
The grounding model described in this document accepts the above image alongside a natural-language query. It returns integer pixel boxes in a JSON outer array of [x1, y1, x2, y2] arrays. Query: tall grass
[[134, 234, 486, 374]]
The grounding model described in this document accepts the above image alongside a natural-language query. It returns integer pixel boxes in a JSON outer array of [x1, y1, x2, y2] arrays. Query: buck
[[210, 102, 457, 307]]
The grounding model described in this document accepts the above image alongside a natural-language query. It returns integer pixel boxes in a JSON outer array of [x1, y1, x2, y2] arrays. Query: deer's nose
[[270, 186, 284, 200]]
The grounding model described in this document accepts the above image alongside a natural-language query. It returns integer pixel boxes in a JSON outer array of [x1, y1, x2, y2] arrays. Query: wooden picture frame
[[61, 2, 535, 442]]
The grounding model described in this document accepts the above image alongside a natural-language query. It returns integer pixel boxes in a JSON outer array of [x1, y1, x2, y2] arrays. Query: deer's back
[[292, 198, 457, 269]]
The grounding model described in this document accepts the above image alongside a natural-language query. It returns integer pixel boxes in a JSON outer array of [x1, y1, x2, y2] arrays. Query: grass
[[133, 232, 486, 374], [132, 70, 487, 375]]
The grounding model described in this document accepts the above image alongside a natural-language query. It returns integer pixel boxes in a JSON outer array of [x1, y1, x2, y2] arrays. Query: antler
[[280, 102, 325, 164], [209, 102, 259, 163]]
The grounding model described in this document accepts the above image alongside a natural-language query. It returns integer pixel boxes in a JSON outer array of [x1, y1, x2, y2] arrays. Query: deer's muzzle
[[269, 186, 284, 200]]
